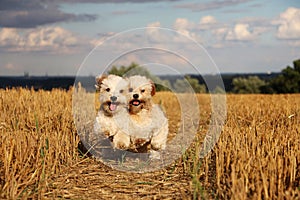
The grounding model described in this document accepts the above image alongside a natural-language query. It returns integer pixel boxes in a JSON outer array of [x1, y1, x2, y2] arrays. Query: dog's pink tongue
[[133, 101, 139, 105], [109, 104, 117, 111]]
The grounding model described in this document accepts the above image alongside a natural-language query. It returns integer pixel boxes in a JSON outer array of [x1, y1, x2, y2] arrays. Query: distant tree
[[213, 86, 226, 94], [108, 62, 139, 76], [232, 76, 266, 94], [108, 63, 171, 91], [270, 59, 300, 93], [259, 83, 274, 94], [185, 76, 207, 93], [173, 79, 187, 93], [173, 76, 206, 93]]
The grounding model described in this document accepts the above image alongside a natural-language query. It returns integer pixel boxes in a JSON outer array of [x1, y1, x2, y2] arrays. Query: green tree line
[[232, 59, 300, 94]]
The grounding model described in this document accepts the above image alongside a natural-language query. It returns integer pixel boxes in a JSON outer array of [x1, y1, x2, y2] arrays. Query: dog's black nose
[[110, 96, 117, 102], [133, 94, 139, 99]]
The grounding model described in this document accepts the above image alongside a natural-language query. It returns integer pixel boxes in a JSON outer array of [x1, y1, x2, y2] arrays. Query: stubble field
[[0, 88, 299, 199]]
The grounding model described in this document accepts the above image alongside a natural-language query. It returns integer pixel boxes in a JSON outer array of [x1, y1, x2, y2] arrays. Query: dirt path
[[46, 158, 192, 199]]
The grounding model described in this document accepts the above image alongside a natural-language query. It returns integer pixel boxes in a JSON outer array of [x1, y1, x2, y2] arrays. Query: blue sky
[[0, 0, 299, 76]]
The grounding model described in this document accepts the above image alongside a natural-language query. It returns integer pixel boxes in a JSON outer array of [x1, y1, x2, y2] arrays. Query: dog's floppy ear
[[150, 81, 156, 96], [95, 75, 107, 89]]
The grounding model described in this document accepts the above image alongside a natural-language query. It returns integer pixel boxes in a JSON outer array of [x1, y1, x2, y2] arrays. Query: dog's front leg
[[113, 131, 130, 150], [150, 122, 168, 151]]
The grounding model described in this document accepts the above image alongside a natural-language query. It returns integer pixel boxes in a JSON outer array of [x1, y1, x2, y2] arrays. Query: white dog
[[94, 74, 131, 150], [126, 75, 169, 152]]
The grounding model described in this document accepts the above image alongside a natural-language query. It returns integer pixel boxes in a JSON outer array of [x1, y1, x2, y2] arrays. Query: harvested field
[[0, 88, 299, 199]]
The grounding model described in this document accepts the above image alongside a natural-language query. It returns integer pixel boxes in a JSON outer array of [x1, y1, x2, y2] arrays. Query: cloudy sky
[[0, 0, 299, 76]]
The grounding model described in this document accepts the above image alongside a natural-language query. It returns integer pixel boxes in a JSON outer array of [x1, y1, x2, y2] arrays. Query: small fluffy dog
[[127, 75, 169, 151], [94, 74, 131, 149]]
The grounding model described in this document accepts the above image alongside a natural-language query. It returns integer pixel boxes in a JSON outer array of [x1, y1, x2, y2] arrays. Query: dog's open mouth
[[130, 100, 141, 106], [107, 102, 119, 111]]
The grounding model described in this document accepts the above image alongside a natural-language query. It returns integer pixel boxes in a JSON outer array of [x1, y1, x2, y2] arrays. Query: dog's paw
[[113, 132, 130, 150], [151, 142, 166, 151], [114, 141, 129, 150]]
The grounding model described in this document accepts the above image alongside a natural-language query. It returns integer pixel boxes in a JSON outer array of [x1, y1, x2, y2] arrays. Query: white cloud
[[272, 7, 300, 39], [173, 18, 194, 30], [211, 27, 229, 47], [212, 27, 228, 37], [26, 27, 78, 51], [147, 21, 161, 28], [145, 20, 201, 44], [173, 18, 193, 37], [199, 15, 217, 25], [173, 18, 201, 41], [146, 21, 163, 38], [225, 23, 257, 41], [0, 26, 82, 53], [0, 28, 24, 50], [145, 21, 171, 44], [198, 15, 218, 30], [150, 17, 265, 46], [208, 17, 269, 44]]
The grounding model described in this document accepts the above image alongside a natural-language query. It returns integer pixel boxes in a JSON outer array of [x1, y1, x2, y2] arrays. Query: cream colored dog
[[127, 75, 169, 152], [94, 74, 131, 150]]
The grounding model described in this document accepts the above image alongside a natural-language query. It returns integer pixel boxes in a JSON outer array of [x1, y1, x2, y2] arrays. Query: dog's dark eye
[[129, 88, 133, 92], [120, 89, 124, 93], [141, 89, 145, 93], [106, 88, 110, 92]]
